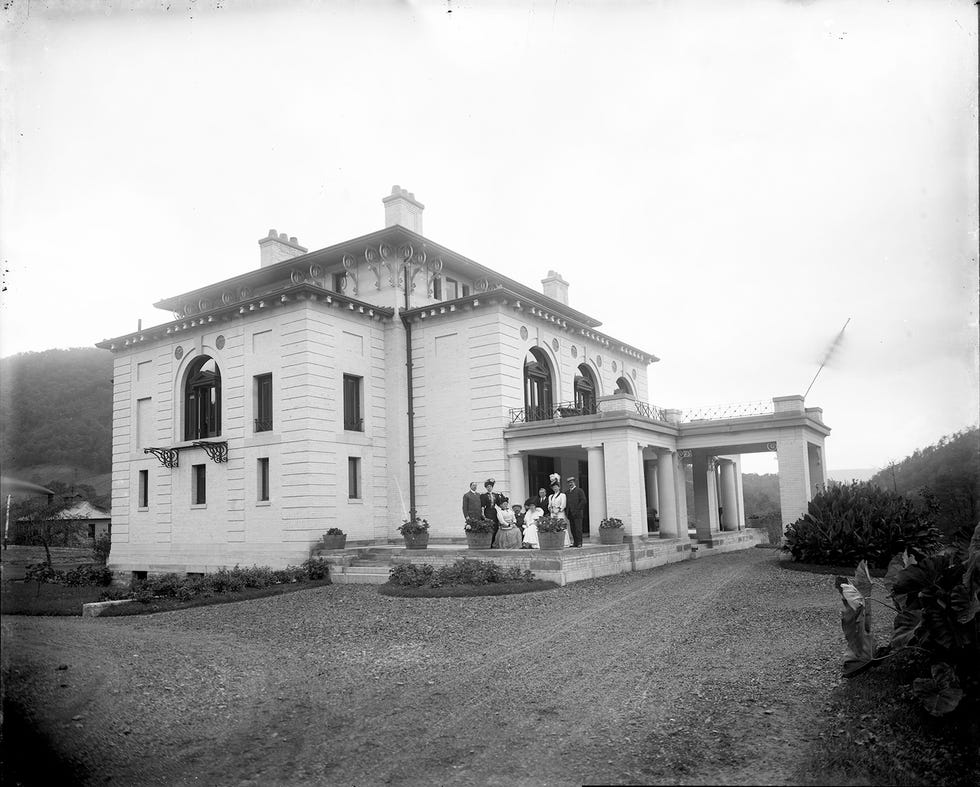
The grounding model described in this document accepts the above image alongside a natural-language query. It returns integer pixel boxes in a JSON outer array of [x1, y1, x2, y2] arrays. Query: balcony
[[508, 399, 669, 424]]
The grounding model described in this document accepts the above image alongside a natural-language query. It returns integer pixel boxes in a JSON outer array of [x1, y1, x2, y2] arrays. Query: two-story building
[[98, 187, 830, 578]]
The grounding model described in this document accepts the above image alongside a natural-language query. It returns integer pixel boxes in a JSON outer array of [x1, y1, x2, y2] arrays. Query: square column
[[692, 452, 719, 541], [637, 445, 649, 534], [602, 436, 646, 538], [777, 436, 812, 531], [586, 445, 607, 530]]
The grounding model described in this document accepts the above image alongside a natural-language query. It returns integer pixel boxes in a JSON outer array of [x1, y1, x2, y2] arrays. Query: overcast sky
[[1, 0, 977, 474]]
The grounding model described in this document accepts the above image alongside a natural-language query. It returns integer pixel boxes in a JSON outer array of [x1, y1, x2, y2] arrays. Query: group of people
[[461, 473, 588, 549]]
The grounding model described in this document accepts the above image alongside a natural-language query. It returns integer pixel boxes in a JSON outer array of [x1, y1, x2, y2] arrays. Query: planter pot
[[538, 531, 566, 550], [321, 534, 347, 550], [599, 527, 625, 545], [402, 532, 429, 550], [465, 532, 493, 549]]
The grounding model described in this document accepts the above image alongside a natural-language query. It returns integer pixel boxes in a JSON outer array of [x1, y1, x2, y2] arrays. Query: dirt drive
[[2, 550, 843, 785]]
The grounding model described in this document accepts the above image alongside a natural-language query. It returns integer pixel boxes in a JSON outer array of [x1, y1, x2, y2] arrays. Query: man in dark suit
[[480, 478, 501, 546], [462, 481, 482, 522], [565, 477, 588, 548]]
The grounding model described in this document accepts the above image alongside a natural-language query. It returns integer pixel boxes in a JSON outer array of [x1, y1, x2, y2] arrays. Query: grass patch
[[796, 653, 980, 786], [378, 580, 559, 598], [1, 579, 333, 617], [100, 579, 334, 616], [1, 582, 106, 616]]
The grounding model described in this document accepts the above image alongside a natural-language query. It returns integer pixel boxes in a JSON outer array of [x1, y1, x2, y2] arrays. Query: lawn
[[0, 578, 333, 617]]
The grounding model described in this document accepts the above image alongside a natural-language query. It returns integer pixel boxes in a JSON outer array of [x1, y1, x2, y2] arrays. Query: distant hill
[[827, 468, 879, 483], [867, 427, 979, 539], [0, 348, 113, 497], [741, 473, 780, 517]]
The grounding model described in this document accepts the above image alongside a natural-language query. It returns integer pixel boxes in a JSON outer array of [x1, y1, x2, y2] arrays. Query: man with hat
[[480, 478, 502, 547], [565, 476, 588, 548]]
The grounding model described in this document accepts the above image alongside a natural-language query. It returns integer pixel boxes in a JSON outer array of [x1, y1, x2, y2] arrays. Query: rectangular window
[[192, 464, 206, 505], [348, 457, 361, 499], [461, 283, 471, 297], [432, 276, 442, 299], [257, 458, 270, 502], [343, 374, 363, 431], [332, 272, 346, 292], [254, 373, 273, 432], [138, 469, 149, 508], [445, 277, 459, 300]]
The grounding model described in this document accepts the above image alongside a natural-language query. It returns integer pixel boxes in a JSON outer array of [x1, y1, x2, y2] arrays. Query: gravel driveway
[[2, 549, 843, 785]]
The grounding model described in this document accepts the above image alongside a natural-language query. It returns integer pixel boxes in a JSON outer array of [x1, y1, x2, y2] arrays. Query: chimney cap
[[382, 185, 425, 210]]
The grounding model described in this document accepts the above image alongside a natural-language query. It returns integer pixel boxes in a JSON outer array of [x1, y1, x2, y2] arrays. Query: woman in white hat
[[547, 474, 572, 547]]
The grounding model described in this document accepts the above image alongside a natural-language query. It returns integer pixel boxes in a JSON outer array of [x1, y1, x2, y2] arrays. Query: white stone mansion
[[98, 187, 830, 577]]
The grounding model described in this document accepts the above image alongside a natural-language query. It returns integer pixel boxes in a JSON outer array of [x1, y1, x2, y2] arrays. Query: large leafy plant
[[463, 515, 494, 534], [834, 524, 980, 716], [535, 515, 568, 533], [398, 517, 429, 535], [786, 481, 942, 569]]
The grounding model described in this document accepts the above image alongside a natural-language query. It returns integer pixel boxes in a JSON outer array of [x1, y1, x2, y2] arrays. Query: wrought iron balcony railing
[[509, 401, 599, 423], [344, 417, 364, 432], [681, 400, 774, 422], [254, 418, 273, 433]]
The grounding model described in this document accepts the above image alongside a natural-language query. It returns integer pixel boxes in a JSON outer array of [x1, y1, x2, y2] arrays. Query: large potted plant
[[536, 515, 567, 550], [320, 528, 347, 550], [599, 517, 625, 545], [399, 516, 430, 549], [464, 516, 493, 549]]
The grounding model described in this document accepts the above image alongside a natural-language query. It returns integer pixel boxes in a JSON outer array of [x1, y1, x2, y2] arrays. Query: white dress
[[522, 507, 542, 548]]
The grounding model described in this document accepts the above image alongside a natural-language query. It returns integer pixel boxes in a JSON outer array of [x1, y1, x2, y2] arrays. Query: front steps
[[315, 530, 765, 587]]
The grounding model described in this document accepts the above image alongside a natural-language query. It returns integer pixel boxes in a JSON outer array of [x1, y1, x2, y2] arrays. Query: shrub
[[24, 563, 61, 584], [302, 558, 330, 581], [148, 573, 186, 597], [92, 534, 112, 565], [398, 517, 429, 535], [834, 525, 980, 716], [387, 563, 435, 587], [464, 515, 494, 534], [325, 527, 345, 536], [536, 515, 567, 533], [599, 517, 624, 529], [62, 565, 113, 587], [784, 481, 942, 569]]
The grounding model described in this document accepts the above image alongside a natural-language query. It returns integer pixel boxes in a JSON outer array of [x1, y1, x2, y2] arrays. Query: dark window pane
[[343, 375, 363, 431], [255, 374, 273, 431]]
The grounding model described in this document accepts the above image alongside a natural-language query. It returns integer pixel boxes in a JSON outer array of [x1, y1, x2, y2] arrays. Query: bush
[[536, 515, 567, 533], [784, 482, 942, 569], [62, 565, 113, 587], [599, 517, 624, 529], [92, 534, 111, 565], [398, 517, 429, 535], [325, 527, 345, 536], [386, 559, 536, 589], [464, 515, 494, 534], [388, 563, 435, 587], [24, 563, 60, 584], [148, 573, 186, 597], [301, 558, 330, 581]]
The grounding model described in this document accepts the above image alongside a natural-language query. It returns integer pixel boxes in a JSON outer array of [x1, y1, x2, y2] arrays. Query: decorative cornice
[[97, 283, 394, 351]]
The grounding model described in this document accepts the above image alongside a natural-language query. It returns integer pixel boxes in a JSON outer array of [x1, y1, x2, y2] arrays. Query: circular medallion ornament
[[239, 286, 252, 300], [430, 258, 444, 273], [184, 302, 197, 316], [612, 361, 618, 373], [552, 338, 559, 353], [222, 290, 235, 305], [596, 355, 603, 367], [309, 264, 324, 279], [398, 243, 414, 260], [216, 335, 225, 350], [520, 326, 528, 341], [379, 242, 392, 260], [290, 269, 305, 284], [174, 346, 184, 360], [475, 278, 490, 292], [342, 253, 356, 270], [198, 298, 212, 312], [364, 247, 378, 264]]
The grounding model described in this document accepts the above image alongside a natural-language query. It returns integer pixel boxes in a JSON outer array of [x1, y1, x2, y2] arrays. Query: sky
[[1, 0, 977, 475]]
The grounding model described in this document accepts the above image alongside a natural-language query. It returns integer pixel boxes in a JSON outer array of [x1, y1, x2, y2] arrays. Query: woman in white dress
[[522, 499, 542, 548], [493, 497, 523, 549], [547, 476, 572, 547]]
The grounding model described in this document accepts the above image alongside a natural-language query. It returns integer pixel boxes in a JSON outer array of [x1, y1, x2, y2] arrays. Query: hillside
[[868, 427, 979, 538], [0, 348, 113, 485]]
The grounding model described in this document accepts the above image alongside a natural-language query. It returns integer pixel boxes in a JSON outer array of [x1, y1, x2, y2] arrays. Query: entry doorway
[[528, 455, 555, 506], [578, 459, 590, 535]]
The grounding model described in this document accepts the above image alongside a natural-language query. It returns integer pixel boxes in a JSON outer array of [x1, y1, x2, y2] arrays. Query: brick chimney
[[258, 230, 307, 268], [541, 270, 569, 305], [382, 185, 424, 234]]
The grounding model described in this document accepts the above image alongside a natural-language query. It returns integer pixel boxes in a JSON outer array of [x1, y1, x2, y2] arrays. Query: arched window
[[574, 364, 598, 414], [184, 356, 221, 440], [615, 375, 634, 396], [524, 348, 554, 421]]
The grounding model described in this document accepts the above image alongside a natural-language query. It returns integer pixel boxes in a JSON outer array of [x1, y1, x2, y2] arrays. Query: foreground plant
[[834, 525, 980, 716]]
